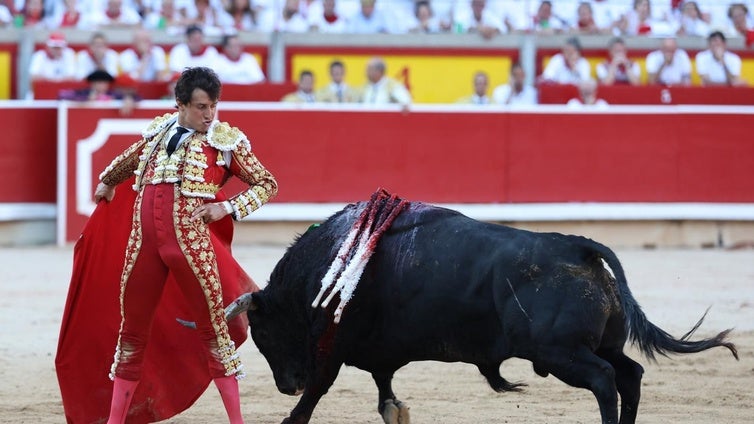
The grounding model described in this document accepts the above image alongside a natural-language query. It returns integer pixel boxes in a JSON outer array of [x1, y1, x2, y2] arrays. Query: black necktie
[[166, 126, 188, 156]]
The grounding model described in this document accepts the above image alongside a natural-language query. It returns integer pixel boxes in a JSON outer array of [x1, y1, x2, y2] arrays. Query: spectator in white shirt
[[567, 78, 608, 108], [216, 34, 266, 85], [453, 0, 505, 39], [695, 30, 746, 87], [455, 71, 491, 104], [346, 0, 389, 33], [29, 31, 77, 82], [676, 1, 710, 37], [596, 37, 641, 86], [143, 0, 194, 30], [258, 0, 310, 32], [79, 0, 142, 29], [361, 56, 411, 108], [308, 0, 347, 33], [281, 69, 317, 103], [0, 3, 12, 26], [493, 61, 538, 106], [75, 32, 120, 81], [540, 36, 591, 85], [527, 0, 568, 34], [407, 0, 442, 34], [315, 59, 359, 102], [168, 24, 220, 73], [645, 37, 691, 86], [119, 30, 169, 82], [220, 0, 257, 31]]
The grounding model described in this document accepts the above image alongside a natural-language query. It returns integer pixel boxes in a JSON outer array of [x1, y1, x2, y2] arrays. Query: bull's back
[[347, 204, 618, 363], [346, 205, 535, 362]]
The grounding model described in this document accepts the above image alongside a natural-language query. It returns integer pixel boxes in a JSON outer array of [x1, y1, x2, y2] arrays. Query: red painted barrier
[[0, 102, 747, 242], [0, 105, 57, 202]]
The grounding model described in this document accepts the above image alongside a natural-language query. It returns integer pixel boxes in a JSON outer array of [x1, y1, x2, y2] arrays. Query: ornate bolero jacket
[[99, 112, 278, 220]]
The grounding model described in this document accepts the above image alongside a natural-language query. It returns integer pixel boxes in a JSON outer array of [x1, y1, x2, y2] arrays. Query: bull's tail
[[580, 237, 739, 362]]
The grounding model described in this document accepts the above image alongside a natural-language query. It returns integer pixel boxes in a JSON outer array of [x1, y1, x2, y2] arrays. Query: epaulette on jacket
[[142, 112, 178, 139], [207, 121, 251, 152]]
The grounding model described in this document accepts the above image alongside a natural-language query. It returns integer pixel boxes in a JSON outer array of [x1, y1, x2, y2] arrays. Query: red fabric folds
[[55, 178, 257, 423]]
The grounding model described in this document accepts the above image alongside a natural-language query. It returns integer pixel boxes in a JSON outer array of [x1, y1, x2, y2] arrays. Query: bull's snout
[[277, 371, 306, 396], [278, 383, 305, 396]]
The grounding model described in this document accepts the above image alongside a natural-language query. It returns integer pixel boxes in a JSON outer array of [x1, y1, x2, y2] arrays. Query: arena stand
[[0, 30, 753, 247]]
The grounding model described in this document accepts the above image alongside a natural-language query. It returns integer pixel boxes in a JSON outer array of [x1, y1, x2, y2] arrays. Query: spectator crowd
[[12, 0, 754, 103], [2, 0, 754, 40]]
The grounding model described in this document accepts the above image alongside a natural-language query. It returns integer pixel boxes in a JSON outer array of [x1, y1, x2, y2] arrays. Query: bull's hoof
[[381, 399, 410, 424]]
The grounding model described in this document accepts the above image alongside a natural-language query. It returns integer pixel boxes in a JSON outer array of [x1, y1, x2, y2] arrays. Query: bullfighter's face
[[177, 88, 216, 133]]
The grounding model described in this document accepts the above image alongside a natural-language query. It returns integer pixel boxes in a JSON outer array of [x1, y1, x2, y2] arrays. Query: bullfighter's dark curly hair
[[174, 67, 222, 105]]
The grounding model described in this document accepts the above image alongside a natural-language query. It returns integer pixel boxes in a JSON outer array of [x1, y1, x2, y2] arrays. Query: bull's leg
[[476, 362, 526, 392], [530, 346, 619, 424], [372, 372, 410, 424], [597, 349, 644, 424]]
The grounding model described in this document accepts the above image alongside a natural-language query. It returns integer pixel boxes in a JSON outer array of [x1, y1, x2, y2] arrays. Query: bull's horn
[[225, 293, 255, 321]]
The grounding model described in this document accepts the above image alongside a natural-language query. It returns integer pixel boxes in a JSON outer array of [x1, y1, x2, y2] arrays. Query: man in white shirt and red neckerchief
[[216, 33, 266, 85], [168, 24, 220, 74]]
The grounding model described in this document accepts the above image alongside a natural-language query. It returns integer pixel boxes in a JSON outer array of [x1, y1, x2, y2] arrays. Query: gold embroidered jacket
[[99, 112, 277, 219]]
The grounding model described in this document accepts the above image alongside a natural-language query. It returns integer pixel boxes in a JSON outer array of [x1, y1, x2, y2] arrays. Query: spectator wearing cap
[[75, 32, 120, 81], [168, 24, 220, 73], [29, 32, 76, 83], [59, 70, 138, 115], [119, 30, 169, 82]]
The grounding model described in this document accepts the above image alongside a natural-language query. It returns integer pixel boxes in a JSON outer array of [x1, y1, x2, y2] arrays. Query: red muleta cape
[[55, 179, 258, 423]]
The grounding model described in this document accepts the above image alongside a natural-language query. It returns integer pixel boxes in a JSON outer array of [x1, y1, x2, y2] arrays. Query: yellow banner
[[291, 53, 513, 104], [0, 51, 10, 99]]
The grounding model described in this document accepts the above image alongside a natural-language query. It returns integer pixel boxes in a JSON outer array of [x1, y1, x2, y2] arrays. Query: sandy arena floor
[[1, 244, 753, 423]]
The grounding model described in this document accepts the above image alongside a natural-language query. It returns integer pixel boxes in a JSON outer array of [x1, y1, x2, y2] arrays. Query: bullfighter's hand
[[191, 202, 228, 224], [94, 183, 115, 203]]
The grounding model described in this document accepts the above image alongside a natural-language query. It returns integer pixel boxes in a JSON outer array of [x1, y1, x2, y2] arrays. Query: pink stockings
[[106, 376, 244, 423], [106, 377, 138, 424], [214, 375, 244, 424]]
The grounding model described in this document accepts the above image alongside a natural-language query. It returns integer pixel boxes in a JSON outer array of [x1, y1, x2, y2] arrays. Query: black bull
[[226, 201, 738, 424]]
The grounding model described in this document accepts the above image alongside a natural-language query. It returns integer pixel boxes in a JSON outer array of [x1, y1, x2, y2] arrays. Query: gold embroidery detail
[[142, 112, 178, 139], [110, 190, 145, 379], [173, 192, 243, 377]]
